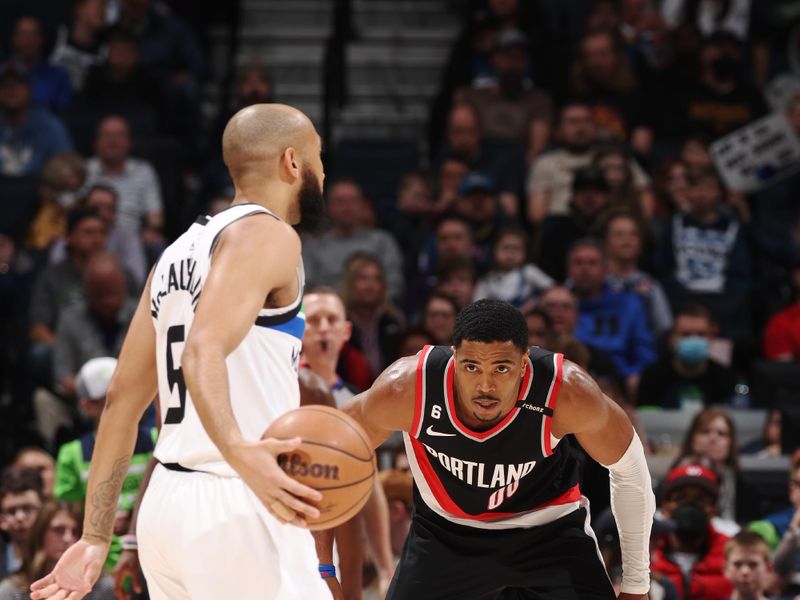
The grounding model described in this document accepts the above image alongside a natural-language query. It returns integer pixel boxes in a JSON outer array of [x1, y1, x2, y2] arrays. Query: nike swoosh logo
[[426, 425, 456, 437]]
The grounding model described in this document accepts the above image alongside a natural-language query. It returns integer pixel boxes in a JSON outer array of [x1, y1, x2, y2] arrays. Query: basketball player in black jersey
[[344, 299, 655, 599]]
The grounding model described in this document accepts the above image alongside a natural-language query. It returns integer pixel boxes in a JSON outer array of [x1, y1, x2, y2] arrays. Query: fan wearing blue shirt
[[566, 238, 656, 391], [8, 16, 73, 112], [0, 63, 73, 177]]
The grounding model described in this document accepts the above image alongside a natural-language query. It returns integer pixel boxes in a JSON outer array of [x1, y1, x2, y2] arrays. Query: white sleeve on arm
[[603, 433, 655, 595]]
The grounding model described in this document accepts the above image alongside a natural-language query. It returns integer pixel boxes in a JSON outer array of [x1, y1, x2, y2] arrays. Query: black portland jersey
[[403, 345, 581, 529]]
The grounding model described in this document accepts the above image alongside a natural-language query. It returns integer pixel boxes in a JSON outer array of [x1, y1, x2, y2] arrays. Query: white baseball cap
[[75, 357, 118, 401]]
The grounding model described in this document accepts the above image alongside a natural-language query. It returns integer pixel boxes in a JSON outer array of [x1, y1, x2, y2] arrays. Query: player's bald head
[[222, 103, 317, 180]]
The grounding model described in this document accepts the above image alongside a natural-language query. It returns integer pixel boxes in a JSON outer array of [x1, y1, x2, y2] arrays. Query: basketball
[[264, 405, 376, 530]]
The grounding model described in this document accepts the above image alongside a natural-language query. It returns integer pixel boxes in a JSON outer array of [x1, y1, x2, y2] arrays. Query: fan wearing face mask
[[636, 304, 736, 409], [652, 464, 735, 600]]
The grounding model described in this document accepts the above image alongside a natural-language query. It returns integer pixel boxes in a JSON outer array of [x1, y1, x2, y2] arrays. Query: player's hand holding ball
[[264, 405, 377, 530], [229, 435, 323, 527]]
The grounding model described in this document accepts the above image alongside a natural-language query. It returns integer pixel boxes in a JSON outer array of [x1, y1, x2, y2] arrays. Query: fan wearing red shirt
[[651, 465, 732, 600], [764, 296, 800, 361]]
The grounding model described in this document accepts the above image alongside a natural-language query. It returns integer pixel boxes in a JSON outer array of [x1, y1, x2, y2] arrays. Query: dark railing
[[219, 0, 242, 120], [322, 0, 353, 166]]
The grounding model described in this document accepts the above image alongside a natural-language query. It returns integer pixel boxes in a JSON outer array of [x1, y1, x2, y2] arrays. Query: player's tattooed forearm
[[88, 456, 130, 540]]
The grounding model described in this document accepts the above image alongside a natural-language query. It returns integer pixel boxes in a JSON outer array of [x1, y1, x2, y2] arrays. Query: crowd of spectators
[[2, 0, 800, 598]]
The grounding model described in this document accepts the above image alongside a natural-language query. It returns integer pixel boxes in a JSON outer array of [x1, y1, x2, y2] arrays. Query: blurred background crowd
[[2, 0, 800, 598]]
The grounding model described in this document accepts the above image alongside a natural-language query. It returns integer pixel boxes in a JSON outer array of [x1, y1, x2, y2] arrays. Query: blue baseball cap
[[458, 172, 496, 196], [0, 62, 31, 85]]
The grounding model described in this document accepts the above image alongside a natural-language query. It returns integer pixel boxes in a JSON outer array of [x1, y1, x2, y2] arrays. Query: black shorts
[[386, 507, 615, 600]]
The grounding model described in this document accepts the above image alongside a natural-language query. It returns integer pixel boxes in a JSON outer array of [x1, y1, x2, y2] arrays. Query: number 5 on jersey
[[164, 324, 188, 424]]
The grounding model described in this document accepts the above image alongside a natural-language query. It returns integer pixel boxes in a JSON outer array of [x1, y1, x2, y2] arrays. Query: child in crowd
[[724, 530, 775, 600], [473, 228, 552, 308]]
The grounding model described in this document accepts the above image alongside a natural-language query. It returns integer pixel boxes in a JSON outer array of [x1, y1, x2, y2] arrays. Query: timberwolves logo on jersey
[[403, 345, 581, 527], [151, 257, 203, 319]]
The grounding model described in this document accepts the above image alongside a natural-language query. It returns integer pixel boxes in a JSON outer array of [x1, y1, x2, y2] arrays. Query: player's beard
[[294, 166, 327, 235]]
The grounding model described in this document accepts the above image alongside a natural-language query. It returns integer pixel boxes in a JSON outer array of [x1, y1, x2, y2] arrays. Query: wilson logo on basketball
[[265, 405, 376, 530], [278, 452, 340, 480]]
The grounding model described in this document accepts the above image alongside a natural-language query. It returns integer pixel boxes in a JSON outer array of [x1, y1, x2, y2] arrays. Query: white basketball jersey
[[150, 203, 305, 476]]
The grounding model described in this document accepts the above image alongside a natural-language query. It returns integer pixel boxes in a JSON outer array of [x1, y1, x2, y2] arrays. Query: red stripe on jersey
[[410, 345, 432, 439], [410, 437, 582, 521], [543, 353, 564, 456], [444, 358, 523, 441], [534, 483, 582, 509]]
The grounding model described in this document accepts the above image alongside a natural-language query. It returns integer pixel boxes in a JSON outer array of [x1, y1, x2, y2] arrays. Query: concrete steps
[[334, 1, 458, 142], [239, 0, 333, 27], [353, 0, 460, 28], [231, 0, 460, 142]]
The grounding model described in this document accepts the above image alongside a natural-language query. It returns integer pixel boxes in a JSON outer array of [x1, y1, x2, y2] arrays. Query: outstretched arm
[[553, 361, 655, 600], [31, 272, 160, 600], [342, 356, 417, 449]]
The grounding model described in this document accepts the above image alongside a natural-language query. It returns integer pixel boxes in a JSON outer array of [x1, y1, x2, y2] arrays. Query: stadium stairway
[[338, 0, 459, 144], [225, 0, 332, 125], [335, 0, 460, 200], [226, 0, 462, 203]]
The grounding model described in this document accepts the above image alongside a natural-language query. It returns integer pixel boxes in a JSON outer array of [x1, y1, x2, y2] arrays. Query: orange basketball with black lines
[[264, 405, 376, 530]]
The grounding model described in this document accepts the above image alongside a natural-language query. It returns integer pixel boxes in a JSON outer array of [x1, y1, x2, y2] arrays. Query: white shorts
[[138, 464, 333, 600]]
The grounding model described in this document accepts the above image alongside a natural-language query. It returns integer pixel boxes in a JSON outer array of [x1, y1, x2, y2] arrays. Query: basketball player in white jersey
[[31, 104, 336, 600]]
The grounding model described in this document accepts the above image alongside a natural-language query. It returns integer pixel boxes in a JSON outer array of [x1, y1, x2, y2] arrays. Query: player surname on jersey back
[[151, 257, 203, 319]]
